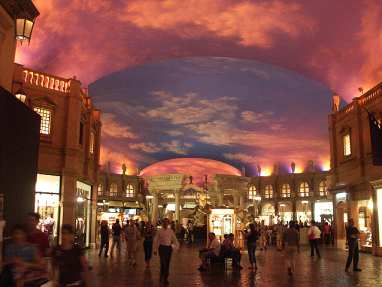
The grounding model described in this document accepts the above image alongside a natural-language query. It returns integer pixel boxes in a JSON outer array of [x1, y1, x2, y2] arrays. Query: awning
[[124, 201, 140, 208]]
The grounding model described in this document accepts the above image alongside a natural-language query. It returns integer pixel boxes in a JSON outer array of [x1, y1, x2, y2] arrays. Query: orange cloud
[[100, 146, 137, 174], [101, 113, 137, 139], [125, 0, 314, 47]]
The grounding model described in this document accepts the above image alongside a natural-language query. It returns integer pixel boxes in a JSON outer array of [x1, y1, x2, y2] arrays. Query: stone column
[[310, 201, 315, 222], [218, 191, 223, 206], [152, 192, 159, 224], [292, 200, 297, 221], [239, 194, 245, 210], [233, 194, 239, 208], [175, 190, 180, 222], [61, 174, 77, 226]]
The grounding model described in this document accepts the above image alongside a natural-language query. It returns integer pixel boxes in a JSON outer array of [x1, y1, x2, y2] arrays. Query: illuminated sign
[[336, 192, 347, 202]]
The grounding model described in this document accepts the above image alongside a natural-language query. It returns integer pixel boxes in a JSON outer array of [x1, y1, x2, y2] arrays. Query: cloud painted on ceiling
[[17, 0, 382, 102], [90, 57, 332, 175]]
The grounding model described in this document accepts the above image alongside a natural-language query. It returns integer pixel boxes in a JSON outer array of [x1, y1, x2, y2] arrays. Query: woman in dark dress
[[142, 222, 156, 268]]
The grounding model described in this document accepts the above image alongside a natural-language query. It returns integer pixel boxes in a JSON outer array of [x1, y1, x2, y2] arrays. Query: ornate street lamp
[[15, 13, 36, 43], [15, 88, 27, 103]]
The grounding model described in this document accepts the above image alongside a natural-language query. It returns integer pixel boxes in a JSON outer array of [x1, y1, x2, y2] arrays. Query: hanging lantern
[[15, 88, 27, 103], [15, 14, 36, 43]]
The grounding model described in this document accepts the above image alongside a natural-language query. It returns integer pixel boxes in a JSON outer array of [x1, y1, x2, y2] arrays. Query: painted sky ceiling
[[90, 57, 331, 175], [16, 0, 382, 175], [17, 0, 382, 100]]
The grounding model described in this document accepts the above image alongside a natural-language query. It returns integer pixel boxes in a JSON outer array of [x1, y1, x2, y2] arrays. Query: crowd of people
[[1, 212, 89, 287], [0, 214, 363, 286], [197, 219, 361, 277]]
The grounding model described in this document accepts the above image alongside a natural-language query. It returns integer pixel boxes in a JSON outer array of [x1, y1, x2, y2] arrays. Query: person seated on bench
[[222, 233, 243, 270], [198, 232, 221, 271]]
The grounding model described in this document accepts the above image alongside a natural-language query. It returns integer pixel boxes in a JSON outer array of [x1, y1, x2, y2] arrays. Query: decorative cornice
[[370, 179, 382, 190], [0, 0, 39, 20]]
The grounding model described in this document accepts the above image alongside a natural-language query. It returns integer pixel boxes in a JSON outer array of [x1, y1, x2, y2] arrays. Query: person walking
[[283, 221, 300, 276], [52, 224, 89, 287], [143, 222, 156, 268], [124, 219, 140, 266], [99, 220, 109, 258], [245, 223, 259, 270], [345, 218, 362, 272], [26, 212, 50, 257], [308, 221, 321, 258], [110, 219, 122, 257], [154, 218, 179, 286], [259, 221, 267, 251], [323, 222, 331, 245], [275, 222, 285, 251]]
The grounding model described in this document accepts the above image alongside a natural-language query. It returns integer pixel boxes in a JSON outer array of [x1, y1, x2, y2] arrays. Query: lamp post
[[15, 12, 37, 43]]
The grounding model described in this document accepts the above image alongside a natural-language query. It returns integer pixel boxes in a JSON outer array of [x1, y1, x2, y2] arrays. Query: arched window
[[299, 182, 310, 197], [248, 185, 256, 200], [97, 184, 103, 196], [281, 184, 291, 198], [319, 180, 327, 197], [264, 185, 273, 199], [126, 184, 135, 197], [110, 183, 118, 197]]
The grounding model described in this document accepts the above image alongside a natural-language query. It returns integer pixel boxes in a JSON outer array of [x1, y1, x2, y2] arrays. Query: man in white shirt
[[198, 232, 221, 271], [308, 221, 321, 258], [153, 218, 179, 285]]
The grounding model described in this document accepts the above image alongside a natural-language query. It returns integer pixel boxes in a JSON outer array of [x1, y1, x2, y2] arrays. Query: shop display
[[35, 174, 60, 241], [75, 181, 92, 248], [208, 208, 235, 241]]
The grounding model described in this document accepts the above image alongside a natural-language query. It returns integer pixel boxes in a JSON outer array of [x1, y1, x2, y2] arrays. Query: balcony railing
[[23, 69, 71, 93]]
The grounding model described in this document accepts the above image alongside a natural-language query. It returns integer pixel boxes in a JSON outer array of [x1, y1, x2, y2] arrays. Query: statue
[[332, 94, 340, 112], [291, 162, 296, 173]]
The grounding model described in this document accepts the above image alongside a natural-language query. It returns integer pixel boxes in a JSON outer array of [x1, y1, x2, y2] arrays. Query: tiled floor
[[86, 243, 382, 287]]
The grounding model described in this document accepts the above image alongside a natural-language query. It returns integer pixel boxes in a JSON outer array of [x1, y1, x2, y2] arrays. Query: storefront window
[[297, 200, 311, 223], [377, 189, 382, 247], [35, 174, 60, 243], [75, 181, 92, 248], [314, 201, 333, 223], [358, 201, 373, 250], [278, 203, 293, 223]]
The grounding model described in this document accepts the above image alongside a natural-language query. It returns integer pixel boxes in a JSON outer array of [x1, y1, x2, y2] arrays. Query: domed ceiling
[[90, 57, 332, 176], [139, 158, 241, 182]]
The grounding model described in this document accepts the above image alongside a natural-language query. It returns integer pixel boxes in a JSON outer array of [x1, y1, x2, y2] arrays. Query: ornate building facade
[[101, 166, 330, 228], [328, 82, 382, 256], [96, 166, 143, 227], [12, 64, 102, 247]]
